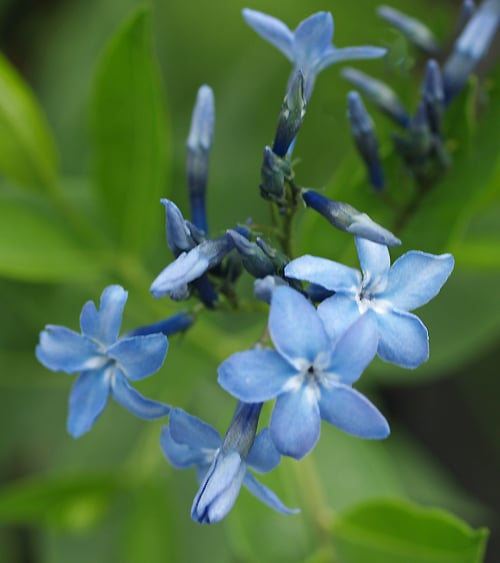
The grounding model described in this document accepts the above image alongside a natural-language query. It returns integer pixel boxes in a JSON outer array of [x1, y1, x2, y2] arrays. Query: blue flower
[[285, 237, 454, 369], [242, 9, 386, 100], [36, 285, 170, 438], [161, 405, 298, 523], [218, 287, 389, 460]]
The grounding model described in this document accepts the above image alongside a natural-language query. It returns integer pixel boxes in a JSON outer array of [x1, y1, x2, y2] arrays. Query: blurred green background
[[0, 0, 499, 561]]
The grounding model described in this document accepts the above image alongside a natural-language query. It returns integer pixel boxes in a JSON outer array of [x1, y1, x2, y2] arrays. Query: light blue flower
[[36, 285, 170, 438], [242, 8, 386, 100], [218, 287, 389, 460], [161, 405, 298, 523], [285, 237, 454, 369]]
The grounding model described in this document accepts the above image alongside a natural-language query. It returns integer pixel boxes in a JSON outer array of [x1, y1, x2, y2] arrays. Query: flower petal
[[242, 9, 295, 61], [355, 236, 390, 291], [67, 368, 111, 438], [243, 472, 299, 514], [376, 310, 429, 369], [191, 451, 245, 524], [327, 313, 378, 384], [80, 285, 128, 345], [270, 386, 321, 460], [317, 293, 361, 342], [293, 12, 334, 68], [377, 251, 454, 311], [246, 428, 281, 473], [285, 255, 360, 293], [169, 408, 221, 450], [269, 286, 330, 366], [218, 349, 295, 402], [150, 250, 209, 299], [36, 326, 102, 373], [319, 382, 389, 439], [160, 425, 213, 469], [111, 370, 170, 419], [317, 46, 387, 71], [107, 334, 168, 380]]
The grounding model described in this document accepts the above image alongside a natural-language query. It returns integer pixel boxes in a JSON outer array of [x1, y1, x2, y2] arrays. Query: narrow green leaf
[[0, 473, 123, 531], [0, 192, 99, 281], [332, 498, 488, 563], [91, 5, 169, 253], [0, 52, 59, 191]]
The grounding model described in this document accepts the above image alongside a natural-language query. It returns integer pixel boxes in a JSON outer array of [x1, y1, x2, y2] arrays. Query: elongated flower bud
[[421, 60, 444, 135], [227, 230, 275, 278], [127, 312, 195, 337], [260, 146, 291, 200]]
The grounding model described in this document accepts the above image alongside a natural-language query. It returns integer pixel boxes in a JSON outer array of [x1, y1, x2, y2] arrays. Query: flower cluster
[[36, 4, 496, 525]]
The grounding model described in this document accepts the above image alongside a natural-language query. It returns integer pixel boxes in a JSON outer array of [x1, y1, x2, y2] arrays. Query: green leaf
[[0, 191, 100, 281], [331, 498, 488, 563], [91, 5, 170, 253], [0, 52, 59, 192], [0, 473, 123, 531]]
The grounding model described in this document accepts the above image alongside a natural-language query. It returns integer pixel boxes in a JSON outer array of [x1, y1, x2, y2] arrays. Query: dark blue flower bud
[[377, 5, 440, 55], [272, 71, 306, 158], [306, 283, 335, 303], [443, 0, 500, 101], [260, 146, 291, 201], [302, 189, 401, 246], [127, 312, 195, 337], [342, 67, 410, 127], [255, 237, 289, 275], [347, 91, 384, 190], [227, 230, 275, 278], [421, 60, 444, 135], [186, 85, 215, 233]]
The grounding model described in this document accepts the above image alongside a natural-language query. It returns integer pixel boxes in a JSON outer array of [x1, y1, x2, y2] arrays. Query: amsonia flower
[[161, 405, 298, 524], [36, 285, 170, 438], [219, 287, 389, 460], [285, 237, 454, 369], [243, 9, 386, 100]]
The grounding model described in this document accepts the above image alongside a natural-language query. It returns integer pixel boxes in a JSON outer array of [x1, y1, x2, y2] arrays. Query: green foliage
[[331, 498, 488, 563], [0, 53, 59, 192], [90, 5, 170, 254]]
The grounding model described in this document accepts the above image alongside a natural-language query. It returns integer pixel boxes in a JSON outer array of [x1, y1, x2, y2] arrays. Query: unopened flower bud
[[260, 146, 291, 201]]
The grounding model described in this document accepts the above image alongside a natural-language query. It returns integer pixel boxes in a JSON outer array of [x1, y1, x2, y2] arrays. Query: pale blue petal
[[285, 255, 360, 293], [355, 237, 390, 290], [270, 386, 321, 460], [293, 12, 333, 68], [218, 349, 296, 402], [111, 371, 170, 419], [36, 326, 103, 373], [67, 368, 110, 438], [317, 46, 387, 71], [191, 451, 245, 523], [317, 294, 361, 342], [242, 9, 294, 61], [80, 285, 127, 345], [160, 425, 213, 469], [150, 249, 209, 299], [327, 313, 378, 384], [246, 428, 281, 473], [376, 310, 429, 369], [107, 334, 168, 381], [243, 472, 299, 514], [269, 286, 330, 366], [169, 408, 221, 450], [377, 252, 454, 311], [319, 382, 390, 439]]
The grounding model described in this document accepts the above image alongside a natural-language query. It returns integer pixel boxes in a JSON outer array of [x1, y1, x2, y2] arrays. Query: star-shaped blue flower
[[243, 8, 386, 99], [285, 237, 454, 369], [36, 285, 170, 438], [218, 286, 389, 460], [161, 407, 298, 523]]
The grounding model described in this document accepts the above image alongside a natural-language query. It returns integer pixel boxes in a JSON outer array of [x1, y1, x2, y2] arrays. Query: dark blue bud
[[222, 402, 262, 457], [187, 85, 215, 233], [342, 67, 410, 128], [302, 189, 401, 246], [260, 146, 291, 201], [421, 60, 444, 135], [272, 71, 307, 157], [306, 283, 335, 303], [227, 230, 275, 278], [377, 5, 440, 55], [443, 0, 500, 102], [255, 237, 289, 274], [347, 91, 384, 190], [127, 312, 195, 337]]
